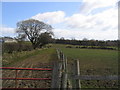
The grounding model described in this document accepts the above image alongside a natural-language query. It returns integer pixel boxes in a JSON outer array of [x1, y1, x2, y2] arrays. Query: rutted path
[[2, 48, 58, 88]]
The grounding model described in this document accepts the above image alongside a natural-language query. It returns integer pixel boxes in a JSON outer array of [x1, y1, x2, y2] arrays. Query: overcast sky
[[1, 0, 119, 40]]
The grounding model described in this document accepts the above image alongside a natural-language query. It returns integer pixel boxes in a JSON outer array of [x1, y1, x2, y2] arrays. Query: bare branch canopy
[[16, 19, 53, 49]]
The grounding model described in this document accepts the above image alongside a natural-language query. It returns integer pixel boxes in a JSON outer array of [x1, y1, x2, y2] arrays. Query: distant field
[[52, 44, 118, 88], [52, 44, 118, 75], [62, 48, 118, 75]]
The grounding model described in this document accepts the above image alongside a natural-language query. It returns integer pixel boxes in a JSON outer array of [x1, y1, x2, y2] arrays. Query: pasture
[[61, 48, 118, 75], [52, 44, 118, 88], [53, 44, 118, 75], [2, 43, 118, 88]]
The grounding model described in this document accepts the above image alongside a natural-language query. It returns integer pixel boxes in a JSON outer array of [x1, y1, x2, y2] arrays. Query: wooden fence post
[[52, 49, 64, 89], [56, 49, 60, 60], [61, 55, 68, 89], [54, 49, 68, 89], [51, 62, 61, 89], [75, 59, 81, 89]]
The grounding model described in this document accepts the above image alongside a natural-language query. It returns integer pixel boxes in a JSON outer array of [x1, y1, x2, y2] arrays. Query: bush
[[66, 45, 73, 48], [44, 44, 52, 48], [75, 45, 80, 48], [2, 42, 33, 53], [80, 46, 88, 48]]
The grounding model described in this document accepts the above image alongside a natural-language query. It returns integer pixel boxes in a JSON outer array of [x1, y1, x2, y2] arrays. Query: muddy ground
[[2, 49, 56, 88]]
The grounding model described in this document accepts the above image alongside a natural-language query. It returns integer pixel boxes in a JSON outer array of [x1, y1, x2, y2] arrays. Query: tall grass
[[2, 49, 41, 66]]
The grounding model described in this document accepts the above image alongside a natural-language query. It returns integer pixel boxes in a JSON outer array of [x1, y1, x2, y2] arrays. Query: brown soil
[[2, 49, 57, 88]]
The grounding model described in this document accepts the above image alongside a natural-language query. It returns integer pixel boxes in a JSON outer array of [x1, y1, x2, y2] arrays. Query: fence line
[[52, 48, 118, 89], [51, 49, 69, 89], [72, 75, 118, 80]]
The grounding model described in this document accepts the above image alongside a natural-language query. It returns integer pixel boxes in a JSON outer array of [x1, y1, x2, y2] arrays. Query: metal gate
[[0, 67, 52, 89]]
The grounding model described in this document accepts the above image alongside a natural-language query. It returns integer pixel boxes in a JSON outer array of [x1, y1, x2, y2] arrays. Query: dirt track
[[2, 63, 52, 88], [2, 49, 57, 88]]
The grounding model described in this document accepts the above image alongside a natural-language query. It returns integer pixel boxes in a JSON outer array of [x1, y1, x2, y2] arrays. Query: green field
[[3, 43, 118, 75], [52, 44, 118, 88], [2, 43, 118, 88], [63, 48, 118, 75], [53, 44, 118, 75]]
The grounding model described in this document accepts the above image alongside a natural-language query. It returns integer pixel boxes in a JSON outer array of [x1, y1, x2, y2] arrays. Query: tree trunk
[[32, 43, 36, 49]]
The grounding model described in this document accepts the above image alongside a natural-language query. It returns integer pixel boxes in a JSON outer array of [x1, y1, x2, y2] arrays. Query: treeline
[[52, 39, 118, 50], [2, 38, 119, 54], [53, 39, 118, 47], [51, 38, 118, 50]]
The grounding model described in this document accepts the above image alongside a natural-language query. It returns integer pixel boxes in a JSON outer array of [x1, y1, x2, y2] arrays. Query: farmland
[[61, 47, 118, 75], [52, 44, 118, 74], [52, 44, 118, 88], [2, 43, 118, 88], [2, 48, 58, 88]]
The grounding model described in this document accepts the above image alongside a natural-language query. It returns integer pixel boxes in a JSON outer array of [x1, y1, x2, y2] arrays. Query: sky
[[1, 0, 119, 40]]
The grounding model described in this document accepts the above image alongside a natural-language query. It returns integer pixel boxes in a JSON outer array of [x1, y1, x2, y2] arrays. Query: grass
[[52, 44, 118, 75], [2, 48, 58, 66], [2, 43, 118, 88], [52, 44, 118, 88]]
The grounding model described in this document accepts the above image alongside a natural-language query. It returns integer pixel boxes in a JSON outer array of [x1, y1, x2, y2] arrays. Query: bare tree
[[16, 19, 53, 49]]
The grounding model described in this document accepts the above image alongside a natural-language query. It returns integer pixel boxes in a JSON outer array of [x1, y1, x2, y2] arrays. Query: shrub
[[45, 44, 52, 48], [66, 45, 73, 48], [2, 42, 33, 53]]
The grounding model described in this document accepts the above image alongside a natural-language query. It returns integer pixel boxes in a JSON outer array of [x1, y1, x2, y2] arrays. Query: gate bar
[[1, 88, 50, 90], [0, 78, 51, 80], [0, 67, 52, 71]]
